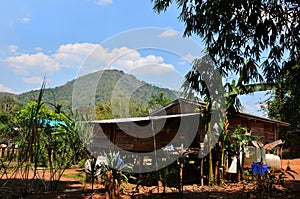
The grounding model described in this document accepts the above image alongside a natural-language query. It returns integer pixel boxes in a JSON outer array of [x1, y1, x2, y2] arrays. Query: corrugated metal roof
[[235, 112, 290, 126], [149, 98, 206, 116], [90, 112, 201, 124], [90, 98, 289, 126]]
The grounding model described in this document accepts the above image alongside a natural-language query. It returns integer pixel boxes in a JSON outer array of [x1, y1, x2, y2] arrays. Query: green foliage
[[253, 168, 297, 198], [129, 101, 148, 117], [14, 99, 88, 171], [95, 102, 114, 120], [62, 171, 86, 184], [152, 0, 299, 83], [158, 163, 179, 192], [0, 94, 21, 142], [0, 82, 92, 195], [267, 60, 300, 145], [95, 100, 149, 120], [148, 91, 173, 111], [227, 126, 260, 156], [17, 70, 179, 113], [78, 159, 86, 168], [14, 101, 55, 128], [99, 151, 135, 196], [0, 112, 15, 142], [0, 94, 20, 113]]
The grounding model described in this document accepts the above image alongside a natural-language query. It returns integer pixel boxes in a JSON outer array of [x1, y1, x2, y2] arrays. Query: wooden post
[[1, 145, 5, 158], [179, 158, 183, 196], [200, 158, 204, 186], [179, 143, 184, 196]]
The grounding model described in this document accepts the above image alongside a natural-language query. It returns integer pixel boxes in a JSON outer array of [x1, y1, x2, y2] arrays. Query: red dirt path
[[1, 159, 300, 198]]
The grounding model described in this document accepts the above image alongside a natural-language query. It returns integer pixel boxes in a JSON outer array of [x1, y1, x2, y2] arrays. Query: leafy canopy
[[148, 92, 173, 111], [152, 0, 299, 82], [267, 59, 300, 132]]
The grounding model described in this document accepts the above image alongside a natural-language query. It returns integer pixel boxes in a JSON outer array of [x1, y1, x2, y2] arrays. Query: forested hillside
[[16, 69, 180, 109]]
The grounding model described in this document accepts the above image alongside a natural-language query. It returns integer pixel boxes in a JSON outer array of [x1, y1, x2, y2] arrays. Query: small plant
[[286, 160, 291, 170], [77, 159, 85, 168], [253, 167, 298, 198], [96, 151, 135, 198], [85, 156, 103, 190]]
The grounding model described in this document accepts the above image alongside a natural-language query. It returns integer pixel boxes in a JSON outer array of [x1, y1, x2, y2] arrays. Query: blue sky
[[0, 0, 268, 116]]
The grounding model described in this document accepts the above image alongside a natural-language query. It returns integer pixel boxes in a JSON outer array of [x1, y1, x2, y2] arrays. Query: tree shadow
[[0, 178, 106, 198]]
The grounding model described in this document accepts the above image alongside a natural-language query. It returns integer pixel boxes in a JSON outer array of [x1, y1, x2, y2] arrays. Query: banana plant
[[182, 57, 278, 186]]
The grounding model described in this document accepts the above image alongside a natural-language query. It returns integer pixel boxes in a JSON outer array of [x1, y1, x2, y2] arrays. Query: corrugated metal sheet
[[90, 112, 201, 124]]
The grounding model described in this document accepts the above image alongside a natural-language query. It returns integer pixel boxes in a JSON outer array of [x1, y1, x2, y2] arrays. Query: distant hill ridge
[[9, 69, 180, 108]]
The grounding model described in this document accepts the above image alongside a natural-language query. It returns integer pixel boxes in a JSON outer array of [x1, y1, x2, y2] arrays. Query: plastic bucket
[[252, 162, 260, 175], [259, 165, 269, 176]]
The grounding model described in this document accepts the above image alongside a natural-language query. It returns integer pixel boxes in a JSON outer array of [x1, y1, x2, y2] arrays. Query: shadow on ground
[[0, 178, 106, 199], [0, 178, 299, 198]]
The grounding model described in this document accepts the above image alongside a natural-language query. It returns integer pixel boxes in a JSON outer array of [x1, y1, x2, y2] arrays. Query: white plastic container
[[265, 154, 281, 169], [244, 146, 266, 168]]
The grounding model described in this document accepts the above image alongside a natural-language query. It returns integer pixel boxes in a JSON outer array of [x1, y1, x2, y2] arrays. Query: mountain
[[0, 92, 17, 98], [16, 69, 181, 109]]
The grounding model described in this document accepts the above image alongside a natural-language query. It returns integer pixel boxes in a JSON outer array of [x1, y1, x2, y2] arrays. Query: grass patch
[[62, 171, 86, 184]]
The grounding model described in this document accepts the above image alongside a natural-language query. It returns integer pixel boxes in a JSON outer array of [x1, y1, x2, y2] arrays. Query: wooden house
[[89, 98, 289, 184], [90, 98, 289, 154]]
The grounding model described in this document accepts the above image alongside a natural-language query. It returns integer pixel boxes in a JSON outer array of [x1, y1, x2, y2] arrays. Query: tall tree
[[0, 95, 20, 141], [95, 102, 114, 120], [267, 59, 300, 143], [148, 92, 173, 111], [183, 58, 277, 185], [0, 95, 19, 113], [152, 0, 299, 82], [152, 0, 299, 186]]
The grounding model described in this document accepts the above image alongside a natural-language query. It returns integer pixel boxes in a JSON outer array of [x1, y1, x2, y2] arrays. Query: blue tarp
[[38, 118, 66, 127]]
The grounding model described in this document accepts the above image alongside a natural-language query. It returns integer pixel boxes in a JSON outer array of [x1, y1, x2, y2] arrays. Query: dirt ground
[[1, 159, 300, 198]]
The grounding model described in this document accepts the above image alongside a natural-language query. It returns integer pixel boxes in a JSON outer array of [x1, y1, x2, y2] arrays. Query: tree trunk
[[200, 158, 204, 186], [207, 122, 214, 186], [179, 158, 183, 196], [240, 145, 244, 181]]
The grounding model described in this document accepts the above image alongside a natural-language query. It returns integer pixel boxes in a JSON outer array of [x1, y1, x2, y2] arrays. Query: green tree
[[0, 111, 15, 142], [129, 101, 149, 117], [95, 102, 114, 120], [14, 101, 56, 168], [96, 100, 149, 119], [0, 95, 20, 141], [267, 59, 300, 144], [0, 95, 19, 113], [152, 0, 299, 82], [183, 57, 276, 185], [182, 57, 216, 185], [227, 126, 260, 181], [148, 92, 173, 111], [152, 0, 299, 186]]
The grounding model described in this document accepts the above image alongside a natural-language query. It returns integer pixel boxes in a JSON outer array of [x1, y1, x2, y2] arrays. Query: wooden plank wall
[[228, 116, 277, 144], [92, 116, 202, 152], [92, 115, 278, 154]]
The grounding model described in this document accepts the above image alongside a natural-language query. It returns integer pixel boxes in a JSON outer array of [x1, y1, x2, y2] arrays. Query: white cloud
[[241, 102, 267, 117], [5, 43, 176, 84], [9, 45, 18, 53], [22, 76, 44, 84], [179, 53, 197, 65], [92, 0, 112, 6], [183, 53, 197, 62], [80, 45, 175, 74], [54, 43, 98, 67], [20, 17, 30, 23], [0, 84, 13, 93], [6, 52, 60, 75], [35, 47, 43, 52], [159, 29, 178, 38]]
